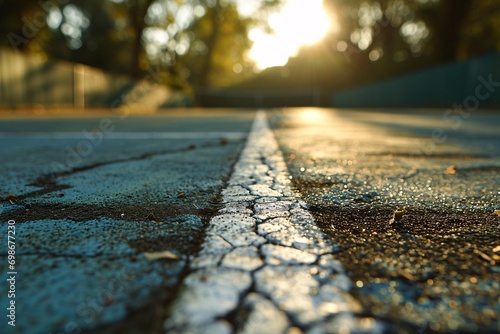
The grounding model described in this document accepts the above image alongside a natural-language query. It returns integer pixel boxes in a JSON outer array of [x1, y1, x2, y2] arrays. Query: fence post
[[313, 87, 321, 106], [73, 64, 85, 109]]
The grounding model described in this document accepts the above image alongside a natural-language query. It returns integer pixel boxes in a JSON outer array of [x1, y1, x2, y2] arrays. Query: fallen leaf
[[5, 193, 17, 204], [144, 251, 180, 261], [493, 210, 500, 217], [444, 165, 457, 175], [493, 246, 500, 261], [177, 192, 186, 199], [103, 296, 114, 306], [397, 269, 415, 281], [389, 208, 407, 224], [474, 249, 495, 265]]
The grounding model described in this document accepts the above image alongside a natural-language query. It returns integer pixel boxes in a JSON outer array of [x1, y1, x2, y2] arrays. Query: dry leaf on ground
[[144, 251, 180, 261], [444, 165, 457, 175]]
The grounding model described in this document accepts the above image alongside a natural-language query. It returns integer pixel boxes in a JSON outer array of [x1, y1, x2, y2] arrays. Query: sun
[[248, 0, 332, 70]]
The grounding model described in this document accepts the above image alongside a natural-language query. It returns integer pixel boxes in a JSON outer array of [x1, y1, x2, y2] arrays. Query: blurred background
[[0, 0, 499, 111]]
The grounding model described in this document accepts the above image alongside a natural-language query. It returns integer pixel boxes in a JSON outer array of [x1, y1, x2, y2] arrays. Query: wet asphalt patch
[[272, 109, 500, 333]]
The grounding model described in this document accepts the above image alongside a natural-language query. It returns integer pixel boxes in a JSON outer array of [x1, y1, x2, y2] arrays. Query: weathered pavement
[[0, 108, 499, 333], [0, 110, 254, 333], [164, 111, 380, 333], [272, 108, 500, 333]]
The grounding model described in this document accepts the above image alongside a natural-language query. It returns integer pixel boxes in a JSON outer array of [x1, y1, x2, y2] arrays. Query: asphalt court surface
[[0, 108, 499, 333]]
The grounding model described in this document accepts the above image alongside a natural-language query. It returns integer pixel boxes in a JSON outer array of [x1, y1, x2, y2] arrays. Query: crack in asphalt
[[1, 250, 136, 259], [12, 140, 234, 202], [0, 202, 218, 223], [80, 169, 248, 334], [0, 126, 251, 333]]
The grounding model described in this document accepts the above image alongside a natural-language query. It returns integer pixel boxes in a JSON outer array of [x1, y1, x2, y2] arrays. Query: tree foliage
[[296, 0, 500, 90], [234, 0, 499, 96], [325, 0, 466, 64], [458, 0, 500, 59], [0, 0, 279, 91], [0, 0, 498, 94]]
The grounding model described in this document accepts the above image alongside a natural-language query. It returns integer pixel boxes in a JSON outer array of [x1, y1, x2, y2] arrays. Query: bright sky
[[247, 0, 331, 70]]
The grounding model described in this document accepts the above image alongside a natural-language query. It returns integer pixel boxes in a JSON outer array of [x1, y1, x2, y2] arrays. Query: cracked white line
[[164, 111, 384, 333]]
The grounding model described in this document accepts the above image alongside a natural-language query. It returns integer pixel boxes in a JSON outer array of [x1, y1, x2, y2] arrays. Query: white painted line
[[0, 132, 247, 140], [165, 111, 380, 333]]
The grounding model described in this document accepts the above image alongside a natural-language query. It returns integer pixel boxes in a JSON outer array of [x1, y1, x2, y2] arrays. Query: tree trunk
[[198, 4, 222, 88], [439, 0, 472, 62], [130, 0, 153, 78]]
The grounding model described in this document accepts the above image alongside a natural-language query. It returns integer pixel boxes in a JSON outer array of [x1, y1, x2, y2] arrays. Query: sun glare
[[248, 0, 331, 70], [298, 108, 325, 122]]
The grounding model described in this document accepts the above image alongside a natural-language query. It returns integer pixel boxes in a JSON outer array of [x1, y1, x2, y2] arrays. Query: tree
[[180, 1, 252, 87], [0, 0, 52, 53], [128, 0, 156, 78], [234, 0, 499, 96], [141, 0, 280, 88], [323, 0, 481, 66], [458, 0, 500, 59], [0, 0, 281, 90], [41, 0, 133, 74]]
